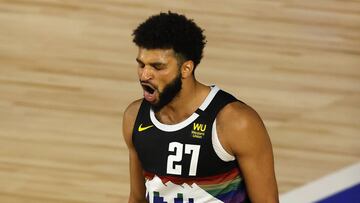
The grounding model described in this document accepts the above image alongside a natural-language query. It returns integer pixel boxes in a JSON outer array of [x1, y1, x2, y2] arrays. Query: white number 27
[[166, 142, 200, 176]]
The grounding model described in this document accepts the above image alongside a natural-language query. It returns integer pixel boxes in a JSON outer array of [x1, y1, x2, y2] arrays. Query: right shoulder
[[122, 99, 143, 147], [123, 99, 143, 122]]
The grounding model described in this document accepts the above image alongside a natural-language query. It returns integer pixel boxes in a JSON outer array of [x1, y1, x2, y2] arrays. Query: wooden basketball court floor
[[0, 1, 359, 202]]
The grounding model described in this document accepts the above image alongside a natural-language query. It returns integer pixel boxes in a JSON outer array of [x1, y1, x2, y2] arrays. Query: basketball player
[[123, 12, 279, 203]]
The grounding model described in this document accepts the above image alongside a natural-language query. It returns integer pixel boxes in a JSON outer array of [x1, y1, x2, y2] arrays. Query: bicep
[[218, 104, 278, 203], [235, 131, 278, 203], [122, 100, 147, 202], [235, 112, 278, 203]]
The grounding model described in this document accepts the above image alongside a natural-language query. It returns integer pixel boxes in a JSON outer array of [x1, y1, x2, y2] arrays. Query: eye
[[151, 63, 165, 70], [137, 62, 145, 68]]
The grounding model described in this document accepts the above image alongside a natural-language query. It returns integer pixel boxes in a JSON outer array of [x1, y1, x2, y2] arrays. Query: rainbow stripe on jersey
[[144, 168, 249, 203]]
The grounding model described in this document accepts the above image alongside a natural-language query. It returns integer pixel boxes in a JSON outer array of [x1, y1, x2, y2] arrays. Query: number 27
[[166, 142, 200, 176]]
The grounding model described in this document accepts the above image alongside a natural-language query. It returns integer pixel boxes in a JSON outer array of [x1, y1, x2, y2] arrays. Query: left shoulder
[[216, 101, 270, 156], [217, 101, 264, 129]]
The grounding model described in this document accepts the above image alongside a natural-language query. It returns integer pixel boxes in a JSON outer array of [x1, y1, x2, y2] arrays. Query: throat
[[153, 83, 211, 125], [155, 106, 193, 125]]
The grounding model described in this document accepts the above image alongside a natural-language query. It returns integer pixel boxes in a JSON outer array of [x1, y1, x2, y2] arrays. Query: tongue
[[144, 90, 156, 102]]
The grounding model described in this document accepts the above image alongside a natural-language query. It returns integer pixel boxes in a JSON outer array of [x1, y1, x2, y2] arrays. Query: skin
[[122, 47, 279, 203]]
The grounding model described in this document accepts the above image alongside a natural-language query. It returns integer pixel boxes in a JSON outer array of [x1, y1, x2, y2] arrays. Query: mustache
[[140, 81, 155, 88]]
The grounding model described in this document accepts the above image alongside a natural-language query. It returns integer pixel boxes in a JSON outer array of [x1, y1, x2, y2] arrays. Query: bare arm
[[217, 102, 279, 203], [122, 100, 147, 203]]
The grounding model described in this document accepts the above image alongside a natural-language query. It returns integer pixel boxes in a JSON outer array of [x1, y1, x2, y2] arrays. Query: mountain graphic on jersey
[[146, 176, 222, 203], [144, 168, 248, 203]]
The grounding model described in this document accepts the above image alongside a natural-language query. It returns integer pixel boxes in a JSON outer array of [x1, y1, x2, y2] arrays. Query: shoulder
[[217, 101, 262, 129], [216, 101, 269, 156], [122, 99, 143, 146], [123, 99, 143, 122]]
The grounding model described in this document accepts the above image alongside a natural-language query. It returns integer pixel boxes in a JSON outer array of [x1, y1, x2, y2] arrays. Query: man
[[123, 11, 278, 203]]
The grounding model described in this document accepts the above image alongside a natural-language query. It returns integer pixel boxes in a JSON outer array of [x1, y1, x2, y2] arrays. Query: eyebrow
[[136, 58, 144, 65], [136, 58, 166, 67]]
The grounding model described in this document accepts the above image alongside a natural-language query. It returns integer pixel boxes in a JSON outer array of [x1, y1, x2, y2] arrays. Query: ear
[[181, 60, 194, 78]]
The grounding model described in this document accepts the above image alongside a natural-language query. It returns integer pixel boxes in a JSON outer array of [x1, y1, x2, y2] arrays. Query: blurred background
[[0, 0, 359, 202]]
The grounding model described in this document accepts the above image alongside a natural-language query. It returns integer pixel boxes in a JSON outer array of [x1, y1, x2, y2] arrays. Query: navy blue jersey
[[132, 86, 250, 203]]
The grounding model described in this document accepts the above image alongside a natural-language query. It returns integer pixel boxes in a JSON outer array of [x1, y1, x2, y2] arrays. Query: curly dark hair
[[132, 11, 206, 69]]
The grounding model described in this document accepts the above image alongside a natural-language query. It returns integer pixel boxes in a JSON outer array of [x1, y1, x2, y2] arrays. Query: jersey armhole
[[131, 99, 148, 139], [212, 119, 236, 162]]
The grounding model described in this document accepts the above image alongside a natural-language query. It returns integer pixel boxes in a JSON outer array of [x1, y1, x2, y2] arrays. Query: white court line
[[280, 162, 360, 203]]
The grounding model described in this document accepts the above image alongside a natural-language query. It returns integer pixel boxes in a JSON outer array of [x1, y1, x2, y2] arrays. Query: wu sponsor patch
[[191, 123, 207, 139]]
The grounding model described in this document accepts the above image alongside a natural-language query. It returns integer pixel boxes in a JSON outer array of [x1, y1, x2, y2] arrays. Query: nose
[[139, 65, 153, 81]]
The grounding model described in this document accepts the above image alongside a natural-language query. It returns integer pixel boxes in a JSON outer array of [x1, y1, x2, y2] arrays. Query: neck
[[155, 79, 210, 125]]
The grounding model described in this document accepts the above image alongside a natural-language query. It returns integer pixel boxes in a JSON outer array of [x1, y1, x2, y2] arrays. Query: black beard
[[152, 72, 182, 112]]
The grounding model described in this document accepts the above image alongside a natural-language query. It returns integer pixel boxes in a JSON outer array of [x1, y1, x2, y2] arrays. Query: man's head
[[133, 11, 206, 70], [132, 12, 206, 111]]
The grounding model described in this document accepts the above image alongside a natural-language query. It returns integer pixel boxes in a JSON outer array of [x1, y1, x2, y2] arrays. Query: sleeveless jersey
[[132, 86, 251, 203]]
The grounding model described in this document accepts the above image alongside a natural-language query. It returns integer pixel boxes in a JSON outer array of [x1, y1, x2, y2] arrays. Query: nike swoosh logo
[[138, 124, 154, 132]]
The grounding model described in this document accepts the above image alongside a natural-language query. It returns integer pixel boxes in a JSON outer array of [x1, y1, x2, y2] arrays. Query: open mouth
[[141, 83, 157, 103], [142, 84, 155, 94]]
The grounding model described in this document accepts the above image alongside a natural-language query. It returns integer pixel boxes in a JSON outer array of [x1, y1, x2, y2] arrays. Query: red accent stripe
[[144, 168, 241, 185]]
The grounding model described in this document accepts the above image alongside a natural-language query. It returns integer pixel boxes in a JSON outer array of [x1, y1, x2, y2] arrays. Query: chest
[[133, 118, 216, 176]]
